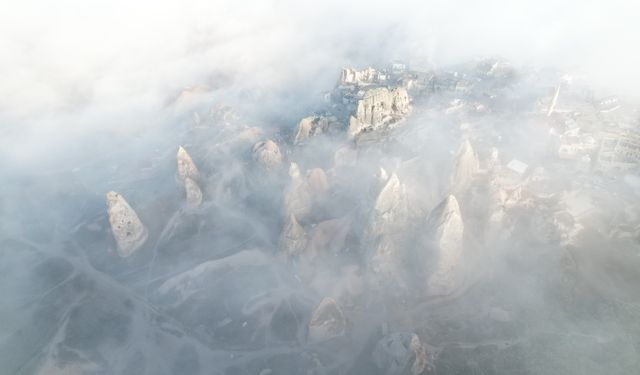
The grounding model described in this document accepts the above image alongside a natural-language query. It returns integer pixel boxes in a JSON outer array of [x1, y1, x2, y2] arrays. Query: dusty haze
[[1, 1, 640, 375]]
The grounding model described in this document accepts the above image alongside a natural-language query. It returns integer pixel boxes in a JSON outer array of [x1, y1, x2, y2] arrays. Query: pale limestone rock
[[340, 67, 382, 85], [279, 214, 307, 257], [308, 297, 346, 343], [426, 195, 464, 296], [184, 177, 203, 208], [294, 117, 317, 144], [451, 140, 479, 193], [391, 87, 411, 114], [367, 174, 411, 290], [106, 192, 148, 257], [176, 146, 203, 207], [348, 87, 411, 137], [369, 174, 408, 236], [177, 146, 200, 182], [252, 140, 283, 171], [284, 165, 329, 221], [293, 115, 340, 144], [372, 332, 428, 375]]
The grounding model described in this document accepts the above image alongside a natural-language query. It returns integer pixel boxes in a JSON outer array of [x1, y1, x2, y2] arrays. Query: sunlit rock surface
[[184, 176, 203, 208], [425, 194, 465, 296], [451, 139, 479, 193], [340, 67, 384, 85], [279, 213, 307, 258], [369, 173, 409, 236], [367, 174, 413, 291], [293, 115, 341, 144], [283, 164, 329, 222], [176, 146, 201, 182], [176, 146, 204, 207], [106, 191, 148, 257], [348, 87, 411, 137], [307, 297, 346, 343], [252, 140, 283, 171]]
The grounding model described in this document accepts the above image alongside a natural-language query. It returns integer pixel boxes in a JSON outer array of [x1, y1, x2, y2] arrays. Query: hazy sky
[[1, 0, 639, 167]]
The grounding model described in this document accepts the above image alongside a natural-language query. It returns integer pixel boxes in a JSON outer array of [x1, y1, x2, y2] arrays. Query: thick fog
[[1, 1, 640, 374]]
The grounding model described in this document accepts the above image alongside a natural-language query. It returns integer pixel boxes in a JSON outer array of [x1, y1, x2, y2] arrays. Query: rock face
[[348, 87, 410, 137], [176, 146, 204, 207], [340, 67, 383, 85], [177, 146, 201, 182], [294, 115, 340, 144], [106, 192, 148, 257], [284, 164, 329, 221], [252, 140, 283, 171], [451, 140, 479, 193], [425, 195, 465, 296], [367, 174, 411, 290], [308, 297, 346, 343], [279, 214, 307, 258], [369, 174, 409, 237], [184, 176, 203, 208], [372, 332, 428, 375]]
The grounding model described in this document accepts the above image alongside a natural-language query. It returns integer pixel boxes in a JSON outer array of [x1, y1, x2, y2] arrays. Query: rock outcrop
[[177, 146, 201, 182], [252, 140, 283, 171], [279, 213, 308, 258], [176, 146, 203, 207], [308, 297, 346, 343], [425, 195, 465, 296], [184, 176, 203, 208], [451, 139, 479, 193], [293, 115, 340, 144], [348, 87, 410, 137], [372, 332, 428, 375], [369, 174, 409, 236], [284, 164, 329, 222], [340, 67, 384, 86], [367, 174, 411, 290], [106, 191, 148, 257]]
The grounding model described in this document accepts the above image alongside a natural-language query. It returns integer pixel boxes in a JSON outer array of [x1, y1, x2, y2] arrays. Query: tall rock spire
[[106, 191, 148, 257], [177, 145, 201, 182], [177, 146, 203, 207], [451, 139, 479, 193], [425, 194, 464, 296]]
